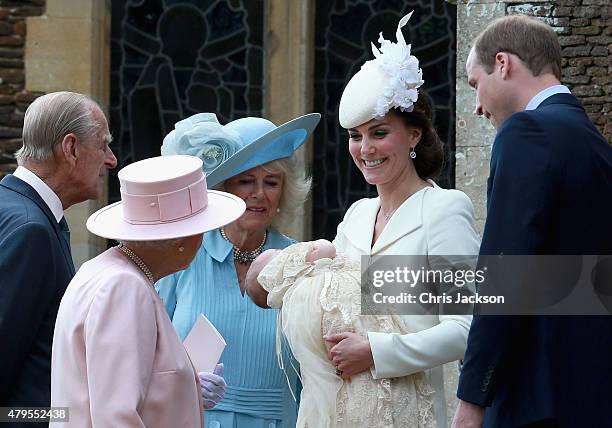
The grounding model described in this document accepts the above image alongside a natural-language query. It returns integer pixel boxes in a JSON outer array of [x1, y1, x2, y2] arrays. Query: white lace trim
[[260, 242, 436, 427]]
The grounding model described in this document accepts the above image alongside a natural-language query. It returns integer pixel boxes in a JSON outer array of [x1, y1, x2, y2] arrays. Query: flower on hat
[[368, 12, 424, 118], [161, 113, 244, 175]]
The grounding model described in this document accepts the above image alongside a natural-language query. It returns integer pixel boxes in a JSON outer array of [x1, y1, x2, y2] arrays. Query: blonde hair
[[263, 157, 312, 232], [215, 157, 312, 234]]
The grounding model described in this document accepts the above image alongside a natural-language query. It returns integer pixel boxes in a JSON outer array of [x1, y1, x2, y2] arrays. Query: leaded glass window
[[313, 0, 457, 239], [109, 0, 264, 203]]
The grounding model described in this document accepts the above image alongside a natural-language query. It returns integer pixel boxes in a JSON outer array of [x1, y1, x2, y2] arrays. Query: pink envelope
[[183, 314, 226, 373]]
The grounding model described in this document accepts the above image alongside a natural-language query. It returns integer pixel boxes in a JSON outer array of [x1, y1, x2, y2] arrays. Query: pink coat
[[51, 247, 203, 427]]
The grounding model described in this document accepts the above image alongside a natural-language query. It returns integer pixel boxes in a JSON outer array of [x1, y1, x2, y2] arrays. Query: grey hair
[[16, 91, 103, 164], [119, 239, 183, 250], [215, 157, 311, 234]]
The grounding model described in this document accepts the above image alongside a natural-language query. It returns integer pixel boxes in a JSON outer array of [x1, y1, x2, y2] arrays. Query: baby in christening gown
[[245, 240, 435, 428]]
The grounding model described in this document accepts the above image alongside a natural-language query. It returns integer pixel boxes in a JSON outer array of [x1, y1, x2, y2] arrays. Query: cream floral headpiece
[[370, 12, 423, 117], [338, 12, 424, 128]]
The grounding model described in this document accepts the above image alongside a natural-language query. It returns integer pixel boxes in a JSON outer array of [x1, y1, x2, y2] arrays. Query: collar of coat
[[343, 182, 436, 254]]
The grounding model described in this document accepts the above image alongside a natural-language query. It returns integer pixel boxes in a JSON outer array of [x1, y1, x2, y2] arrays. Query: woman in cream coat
[[325, 13, 480, 427], [50, 156, 245, 427]]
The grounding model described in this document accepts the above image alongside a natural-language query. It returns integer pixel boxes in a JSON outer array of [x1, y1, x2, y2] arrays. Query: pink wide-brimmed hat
[[87, 155, 245, 241]]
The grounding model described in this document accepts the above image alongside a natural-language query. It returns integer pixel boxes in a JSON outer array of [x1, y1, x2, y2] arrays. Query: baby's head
[[245, 239, 337, 308], [245, 249, 279, 308], [304, 239, 336, 262]]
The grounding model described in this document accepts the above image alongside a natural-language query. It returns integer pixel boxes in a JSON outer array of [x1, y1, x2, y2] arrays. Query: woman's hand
[[324, 332, 373, 379], [198, 363, 226, 409]]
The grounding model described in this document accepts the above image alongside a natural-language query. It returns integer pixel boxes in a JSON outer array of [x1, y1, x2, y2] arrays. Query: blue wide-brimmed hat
[[161, 112, 320, 188]]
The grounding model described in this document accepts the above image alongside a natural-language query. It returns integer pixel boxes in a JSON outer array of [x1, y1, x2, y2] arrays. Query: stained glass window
[[109, 0, 264, 203], [313, 0, 457, 239]]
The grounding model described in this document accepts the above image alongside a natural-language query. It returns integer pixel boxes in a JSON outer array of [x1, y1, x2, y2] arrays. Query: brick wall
[[507, 1, 612, 141], [0, 0, 44, 178]]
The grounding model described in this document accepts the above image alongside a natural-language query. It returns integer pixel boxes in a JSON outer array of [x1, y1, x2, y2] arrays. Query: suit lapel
[[1, 174, 75, 274]]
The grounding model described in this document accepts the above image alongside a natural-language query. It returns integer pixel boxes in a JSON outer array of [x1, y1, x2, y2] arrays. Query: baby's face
[[251, 249, 280, 276], [245, 249, 280, 308]]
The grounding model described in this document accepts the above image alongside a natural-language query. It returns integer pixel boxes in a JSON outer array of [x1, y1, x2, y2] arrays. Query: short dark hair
[[393, 91, 444, 180], [473, 15, 562, 80]]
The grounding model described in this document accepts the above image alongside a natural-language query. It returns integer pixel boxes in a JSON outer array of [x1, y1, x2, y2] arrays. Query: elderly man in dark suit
[[453, 15, 612, 428], [0, 91, 117, 425]]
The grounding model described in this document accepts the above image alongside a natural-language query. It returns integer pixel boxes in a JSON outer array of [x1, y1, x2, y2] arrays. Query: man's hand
[[451, 399, 485, 428], [324, 332, 373, 379]]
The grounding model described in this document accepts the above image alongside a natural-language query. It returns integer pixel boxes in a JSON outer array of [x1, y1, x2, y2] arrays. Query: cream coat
[[333, 184, 480, 428], [50, 248, 203, 428]]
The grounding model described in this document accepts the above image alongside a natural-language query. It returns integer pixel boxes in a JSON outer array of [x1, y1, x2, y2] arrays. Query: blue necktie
[[59, 216, 70, 246]]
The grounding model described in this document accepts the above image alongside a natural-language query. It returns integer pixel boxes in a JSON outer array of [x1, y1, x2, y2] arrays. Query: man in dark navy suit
[[452, 15, 612, 428], [0, 92, 117, 425]]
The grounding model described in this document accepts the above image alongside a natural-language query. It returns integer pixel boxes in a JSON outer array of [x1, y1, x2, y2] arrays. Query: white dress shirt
[[13, 166, 64, 222], [525, 84, 571, 110]]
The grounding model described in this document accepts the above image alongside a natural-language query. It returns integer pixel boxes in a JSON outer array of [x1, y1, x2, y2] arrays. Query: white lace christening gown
[[258, 242, 435, 428]]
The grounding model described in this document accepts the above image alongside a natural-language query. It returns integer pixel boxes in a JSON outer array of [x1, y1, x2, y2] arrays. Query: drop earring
[[410, 147, 417, 159]]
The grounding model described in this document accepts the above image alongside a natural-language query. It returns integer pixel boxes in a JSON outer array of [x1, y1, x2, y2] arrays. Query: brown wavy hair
[[393, 91, 444, 179]]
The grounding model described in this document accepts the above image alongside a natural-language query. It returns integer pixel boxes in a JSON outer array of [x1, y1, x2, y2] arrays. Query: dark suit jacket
[[0, 175, 75, 425], [457, 94, 612, 427]]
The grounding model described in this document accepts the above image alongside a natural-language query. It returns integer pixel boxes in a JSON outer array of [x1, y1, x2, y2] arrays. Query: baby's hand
[[305, 239, 336, 262]]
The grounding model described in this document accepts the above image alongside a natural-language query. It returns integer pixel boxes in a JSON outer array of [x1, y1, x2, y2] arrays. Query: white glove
[[198, 363, 226, 409]]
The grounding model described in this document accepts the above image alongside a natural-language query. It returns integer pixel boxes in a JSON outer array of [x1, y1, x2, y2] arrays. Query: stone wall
[[0, 0, 44, 178], [456, 0, 611, 238], [507, 1, 611, 141]]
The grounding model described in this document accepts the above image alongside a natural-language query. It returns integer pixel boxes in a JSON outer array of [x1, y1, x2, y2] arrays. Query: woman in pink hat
[[50, 155, 245, 428]]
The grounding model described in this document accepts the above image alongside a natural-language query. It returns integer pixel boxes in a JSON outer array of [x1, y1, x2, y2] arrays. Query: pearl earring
[[178, 246, 185, 253], [276, 208, 281, 213], [410, 147, 417, 159]]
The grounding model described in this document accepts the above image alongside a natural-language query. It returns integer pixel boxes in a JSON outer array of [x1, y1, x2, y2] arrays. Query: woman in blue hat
[[156, 112, 320, 428]]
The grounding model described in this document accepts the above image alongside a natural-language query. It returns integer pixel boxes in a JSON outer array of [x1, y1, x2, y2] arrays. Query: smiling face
[[223, 164, 284, 233], [347, 110, 421, 186]]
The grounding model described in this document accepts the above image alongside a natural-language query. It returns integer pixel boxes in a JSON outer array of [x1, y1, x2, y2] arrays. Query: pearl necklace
[[118, 243, 155, 284], [220, 228, 267, 264]]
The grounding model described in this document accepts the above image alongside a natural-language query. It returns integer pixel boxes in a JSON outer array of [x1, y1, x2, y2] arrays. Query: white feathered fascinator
[[339, 12, 424, 129]]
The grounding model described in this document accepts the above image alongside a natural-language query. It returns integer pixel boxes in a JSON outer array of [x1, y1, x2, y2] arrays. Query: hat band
[[120, 176, 208, 225]]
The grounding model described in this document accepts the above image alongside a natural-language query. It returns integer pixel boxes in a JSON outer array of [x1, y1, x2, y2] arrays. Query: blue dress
[[156, 228, 299, 428]]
